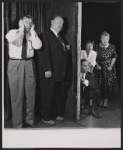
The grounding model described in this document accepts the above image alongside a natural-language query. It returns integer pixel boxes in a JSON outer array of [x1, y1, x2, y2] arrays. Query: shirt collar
[[50, 28, 58, 37], [100, 43, 109, 48], [81, 72, 86, 78]]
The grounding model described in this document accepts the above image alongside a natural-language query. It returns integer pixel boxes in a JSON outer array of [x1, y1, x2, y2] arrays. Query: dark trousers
[[81, 87, 101, 109], [39, 77, 64, 121]]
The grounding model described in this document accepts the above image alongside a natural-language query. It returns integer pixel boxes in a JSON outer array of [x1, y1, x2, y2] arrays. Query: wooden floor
[[4, 95, 121, 129]]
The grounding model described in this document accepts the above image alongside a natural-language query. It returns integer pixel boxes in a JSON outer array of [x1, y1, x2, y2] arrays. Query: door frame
[[76, 2, 82, 121]]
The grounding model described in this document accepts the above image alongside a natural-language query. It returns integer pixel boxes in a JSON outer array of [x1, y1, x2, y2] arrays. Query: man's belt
[[10, 57, 33, 61]]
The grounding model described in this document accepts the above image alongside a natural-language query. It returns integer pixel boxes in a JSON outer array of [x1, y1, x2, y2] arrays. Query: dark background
[[81, 2, 121, 91], [1, 0, 123, 149]]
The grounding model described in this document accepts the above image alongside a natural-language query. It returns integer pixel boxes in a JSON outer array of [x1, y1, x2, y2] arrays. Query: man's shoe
[[89, 109, 102, 119], [41, 119, 56, 125], [56, 116, 64, 121], [22, 123, 36, 128]]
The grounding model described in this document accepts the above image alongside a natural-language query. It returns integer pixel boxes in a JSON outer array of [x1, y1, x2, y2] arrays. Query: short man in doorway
[[81, 59, 101, 118]]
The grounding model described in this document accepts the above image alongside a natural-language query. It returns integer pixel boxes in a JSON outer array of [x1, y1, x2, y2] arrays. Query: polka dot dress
[[95, 43, 118, 99]]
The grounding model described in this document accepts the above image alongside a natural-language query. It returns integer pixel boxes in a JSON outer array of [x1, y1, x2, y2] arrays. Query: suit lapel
[[49, 29, 66, 54], [85, 72, 90, 80]]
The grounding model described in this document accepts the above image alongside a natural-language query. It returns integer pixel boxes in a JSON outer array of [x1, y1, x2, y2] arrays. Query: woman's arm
[[108, 58, 116, 71]]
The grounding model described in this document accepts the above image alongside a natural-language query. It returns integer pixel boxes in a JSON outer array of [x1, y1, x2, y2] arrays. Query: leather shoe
[[41, 119, 56, 125], [22, 123, 36, 128], [101, 105, 108, 108], [56, 116, 64, 121], [89, 109, 102, 119]]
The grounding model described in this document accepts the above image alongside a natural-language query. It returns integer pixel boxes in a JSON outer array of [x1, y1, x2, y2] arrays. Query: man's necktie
[[81, 73, 85, 92], [57, 36, 65, 51], [21, 34, 27, 59], [82, 73, 84, 79]]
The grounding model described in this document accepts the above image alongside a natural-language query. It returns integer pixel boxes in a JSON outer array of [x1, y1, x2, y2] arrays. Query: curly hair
[[101, 31, 110, 38]]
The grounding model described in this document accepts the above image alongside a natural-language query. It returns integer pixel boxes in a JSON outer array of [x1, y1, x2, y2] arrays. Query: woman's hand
[[96, 65, 101, 70], [107, 66, 112, 71], [66, 44, 70, 51]]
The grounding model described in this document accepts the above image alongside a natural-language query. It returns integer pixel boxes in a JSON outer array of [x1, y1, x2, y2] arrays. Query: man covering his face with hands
[[6, 15, 42, 128]]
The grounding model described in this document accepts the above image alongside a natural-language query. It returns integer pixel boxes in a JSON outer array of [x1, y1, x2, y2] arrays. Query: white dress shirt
[[81, 50, 97, 67], [6, 27, 42, 59]]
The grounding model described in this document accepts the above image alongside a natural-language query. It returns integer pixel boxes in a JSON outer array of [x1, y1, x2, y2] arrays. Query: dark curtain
[[4, 2, 45, 121]]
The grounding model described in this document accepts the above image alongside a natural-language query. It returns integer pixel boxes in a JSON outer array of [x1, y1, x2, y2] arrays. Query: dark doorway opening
[[81, 2, 121, 93]]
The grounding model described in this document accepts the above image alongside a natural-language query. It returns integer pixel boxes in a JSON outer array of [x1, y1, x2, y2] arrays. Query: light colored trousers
[[7, 59, 36, 128]]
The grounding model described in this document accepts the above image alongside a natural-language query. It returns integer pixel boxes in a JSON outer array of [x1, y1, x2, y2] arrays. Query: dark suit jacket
[[81, 72, 99, 91], [37, 29, 67, 81], [81, 72, 100, 106]]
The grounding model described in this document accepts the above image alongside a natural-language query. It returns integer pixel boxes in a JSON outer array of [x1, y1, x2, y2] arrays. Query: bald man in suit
[[37, 15, 70, 125]]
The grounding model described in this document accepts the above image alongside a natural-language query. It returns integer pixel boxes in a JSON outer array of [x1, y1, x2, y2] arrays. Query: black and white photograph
[[2, 0, 122, 148]]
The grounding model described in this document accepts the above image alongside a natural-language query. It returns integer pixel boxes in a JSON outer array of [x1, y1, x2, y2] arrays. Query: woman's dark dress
[[95, 43, 118, 99]]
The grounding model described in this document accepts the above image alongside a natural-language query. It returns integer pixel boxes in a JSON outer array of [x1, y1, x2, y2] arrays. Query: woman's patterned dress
[[95, 43, 118, 99]]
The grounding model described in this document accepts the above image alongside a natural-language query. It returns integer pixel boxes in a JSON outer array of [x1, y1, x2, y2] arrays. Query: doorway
[[81, 2, 121, 90], [76, 2, 121, 121]]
